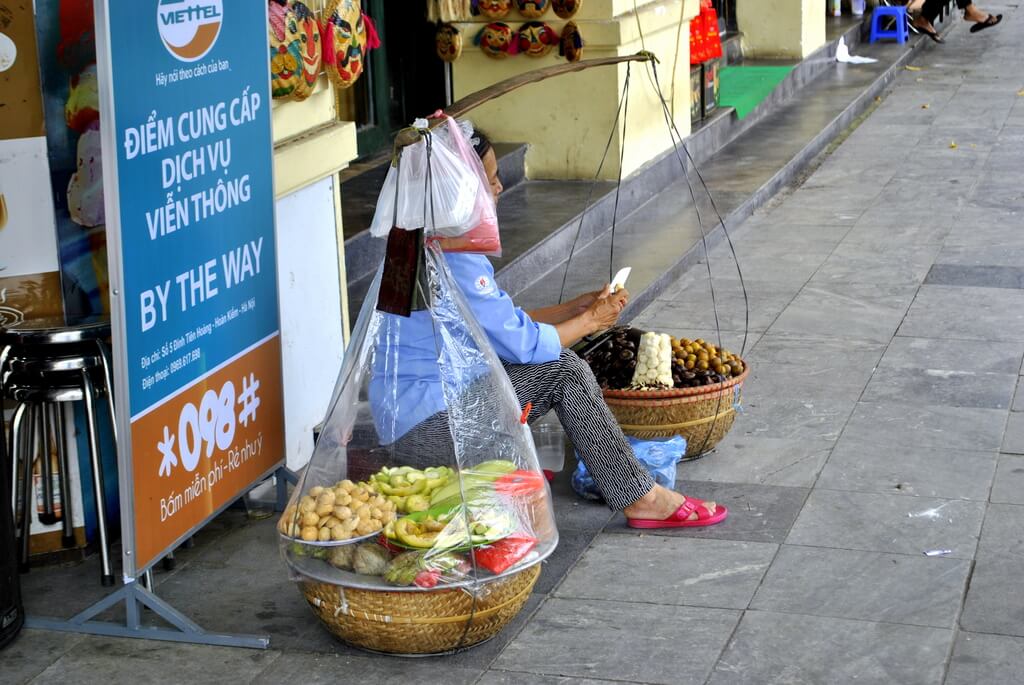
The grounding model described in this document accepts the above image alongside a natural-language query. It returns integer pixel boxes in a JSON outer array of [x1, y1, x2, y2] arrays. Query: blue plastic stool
[[869, 6, 909, 44]]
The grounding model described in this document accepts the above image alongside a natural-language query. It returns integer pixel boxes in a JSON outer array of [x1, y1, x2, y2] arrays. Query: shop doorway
[[337, 1, 448, 159]]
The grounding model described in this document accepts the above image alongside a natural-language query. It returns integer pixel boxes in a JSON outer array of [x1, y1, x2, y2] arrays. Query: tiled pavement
[[6, 6, 1024, 684]]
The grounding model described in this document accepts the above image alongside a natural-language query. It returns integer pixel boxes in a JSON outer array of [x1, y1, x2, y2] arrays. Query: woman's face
[[481, 148, 503, 202]]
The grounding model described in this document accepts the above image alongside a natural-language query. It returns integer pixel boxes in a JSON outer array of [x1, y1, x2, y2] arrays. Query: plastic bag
[[279, 243, 557, 602], [430, 116, 501, 256], [571, 435, 686, 501], [369, 122, 481, 238], [369, 116, 501, 256]]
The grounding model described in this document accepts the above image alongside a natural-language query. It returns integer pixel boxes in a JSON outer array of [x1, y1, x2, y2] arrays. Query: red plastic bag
[[473, 534, 538, 575], [430, 114, 502, 257]]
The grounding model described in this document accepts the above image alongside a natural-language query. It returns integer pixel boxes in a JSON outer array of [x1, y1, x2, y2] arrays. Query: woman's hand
[[569, 288, 605, 315], [585, 286, 629, 331]]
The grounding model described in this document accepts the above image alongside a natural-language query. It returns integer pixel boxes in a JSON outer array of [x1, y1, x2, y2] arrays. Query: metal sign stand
[[22, 464, 299, 648], [26, 579, 269, 649]]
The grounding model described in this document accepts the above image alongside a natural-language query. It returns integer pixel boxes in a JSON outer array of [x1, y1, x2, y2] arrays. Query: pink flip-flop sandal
[[626, 496, 729, 529]]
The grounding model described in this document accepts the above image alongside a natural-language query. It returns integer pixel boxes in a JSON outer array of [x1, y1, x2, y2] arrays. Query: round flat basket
[[603, 366, 748, 459], [298, 563, 540, 655]]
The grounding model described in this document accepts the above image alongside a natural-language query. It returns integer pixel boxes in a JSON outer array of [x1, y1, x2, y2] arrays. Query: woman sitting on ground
[[375, 122, 728, 529], [907, 0, 1001, 42]]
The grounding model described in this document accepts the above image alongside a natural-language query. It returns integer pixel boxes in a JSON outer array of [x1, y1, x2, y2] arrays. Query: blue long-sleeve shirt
[[369, 252, 562, 443]]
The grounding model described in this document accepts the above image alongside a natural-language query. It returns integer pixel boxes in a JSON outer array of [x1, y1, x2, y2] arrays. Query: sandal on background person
[[970, 13, 1002, 32]]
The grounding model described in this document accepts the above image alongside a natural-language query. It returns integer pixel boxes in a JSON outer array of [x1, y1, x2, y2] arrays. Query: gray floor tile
[[1013, 375, 1024, 411], [605, 482, 810, 544], [976, 502, 1024, 558], [493, 598, 739, 684], [946, 632, 1024, 685], [708, 611, 953, 685], [679, 435, 835, 488], [1001, 411, 1024, 454], [532, 528, 599, 596], [817, 438, 997, 501], [767, 282, 917, 344], [990, 454, 1024, 505], [252, 653, 482, 684], [861, 367, 1017, 410], [0, 629, 86, 685], [960, 552, 1024, 637], [750, 545, 970, 628], [554, 534, 776, 609], [928, 262, 1024, 289], [31, 635, 280, 685], [786, 489, 985, 559], [478, 673, 609, 685], [649, 279, 798, 332], [810, 243, 940, 287], [748, 334, 886, 380], [879, 336, 1024, 375], [841, 401, 1007, 452], [899, 285, 1024, 342], [842, 221, 952, 248], [735, 391, 857, 442]]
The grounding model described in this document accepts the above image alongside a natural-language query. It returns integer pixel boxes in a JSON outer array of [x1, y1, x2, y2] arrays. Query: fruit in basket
[[278, 479, 397, 542], [383, 550, 472, 587], [327, 545, 356, 570], [352, 542, 392, 576], [631, 332, 673, 389], [580, 326, 641, 389], [393, 505, 515, 550], [369, 466, 455, 513], [669, 337, 745, 388]]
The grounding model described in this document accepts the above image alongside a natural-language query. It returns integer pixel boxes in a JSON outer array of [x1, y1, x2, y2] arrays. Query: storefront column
[[451, 0, 700, 181], [736, 0, 826, 59]]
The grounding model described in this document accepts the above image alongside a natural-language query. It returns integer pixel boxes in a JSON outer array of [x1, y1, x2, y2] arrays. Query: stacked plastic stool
[[870, 6, 909, 44]]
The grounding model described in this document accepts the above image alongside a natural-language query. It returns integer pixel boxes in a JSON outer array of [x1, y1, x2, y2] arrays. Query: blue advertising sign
[[97, 0, 284, 574]]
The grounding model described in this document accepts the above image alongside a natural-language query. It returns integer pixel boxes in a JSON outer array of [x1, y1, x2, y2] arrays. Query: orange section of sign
[[131, 335, 284, 570]]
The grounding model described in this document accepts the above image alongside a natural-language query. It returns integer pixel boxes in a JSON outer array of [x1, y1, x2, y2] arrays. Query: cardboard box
[[690, 65, 703, 125], [702, 58, 721, 118]]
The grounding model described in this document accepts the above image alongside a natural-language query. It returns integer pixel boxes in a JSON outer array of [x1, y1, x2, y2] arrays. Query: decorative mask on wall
[[516, 0, 549, 19], [552, 0, 581, 19], [477, 22, 517, 58], [517, 21, 558, 57], [435, 23, 463, 62]]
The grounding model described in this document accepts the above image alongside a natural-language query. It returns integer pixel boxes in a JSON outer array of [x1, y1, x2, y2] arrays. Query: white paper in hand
[[611, 267, 631, 292]]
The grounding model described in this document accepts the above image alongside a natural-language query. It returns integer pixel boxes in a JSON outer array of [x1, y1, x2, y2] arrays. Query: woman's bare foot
[[964, 4, 989, 22], [623, 484, 716, 521], [912, 15, 938, 35]]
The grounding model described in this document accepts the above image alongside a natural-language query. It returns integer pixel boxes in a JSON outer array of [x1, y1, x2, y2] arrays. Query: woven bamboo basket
[[298, 563, 540, 655], [603, 366, 748, 459]]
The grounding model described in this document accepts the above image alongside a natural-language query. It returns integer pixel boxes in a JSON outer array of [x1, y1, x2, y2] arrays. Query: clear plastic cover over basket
[[278, 242, 559, 595]]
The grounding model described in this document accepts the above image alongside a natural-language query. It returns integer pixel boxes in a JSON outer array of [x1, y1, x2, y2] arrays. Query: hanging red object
[[704, 4, 722, 60]]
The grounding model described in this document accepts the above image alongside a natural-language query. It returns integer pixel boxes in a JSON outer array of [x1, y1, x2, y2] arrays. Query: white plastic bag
[[369, 121, 481, 238]]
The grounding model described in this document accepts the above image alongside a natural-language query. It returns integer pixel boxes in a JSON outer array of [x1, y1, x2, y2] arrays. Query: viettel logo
[[157, 0, 223, 62]]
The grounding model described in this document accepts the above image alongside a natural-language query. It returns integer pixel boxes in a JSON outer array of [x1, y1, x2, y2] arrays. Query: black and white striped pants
[[393, 349, 656, 510]]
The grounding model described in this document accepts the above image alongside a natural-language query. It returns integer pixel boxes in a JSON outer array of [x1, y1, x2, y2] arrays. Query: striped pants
[[393, 349, 656, 510]]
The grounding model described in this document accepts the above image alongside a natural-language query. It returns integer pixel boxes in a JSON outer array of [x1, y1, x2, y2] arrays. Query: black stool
[[1, 319, 118, 586]]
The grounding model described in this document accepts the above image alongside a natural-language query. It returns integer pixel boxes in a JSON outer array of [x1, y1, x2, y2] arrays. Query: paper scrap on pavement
[[905, 65, 923, 72], [835, 37, 877, 64], [924, 549, 953, 557]]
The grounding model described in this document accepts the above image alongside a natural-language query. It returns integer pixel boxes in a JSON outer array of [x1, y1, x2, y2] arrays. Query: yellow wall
[[451, 0, 699, 180], [737, 0, 826, 59]]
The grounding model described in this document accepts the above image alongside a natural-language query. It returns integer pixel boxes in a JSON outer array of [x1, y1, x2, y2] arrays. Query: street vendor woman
[[376, 122, 727, 529]]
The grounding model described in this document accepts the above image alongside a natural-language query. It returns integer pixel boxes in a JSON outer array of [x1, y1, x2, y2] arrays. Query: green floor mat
[[718, 65, 795, 119]]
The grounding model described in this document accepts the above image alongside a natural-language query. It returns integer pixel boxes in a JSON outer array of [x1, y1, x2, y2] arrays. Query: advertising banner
[[96, 0, 284, 574], [0, 1, 62, 326]]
